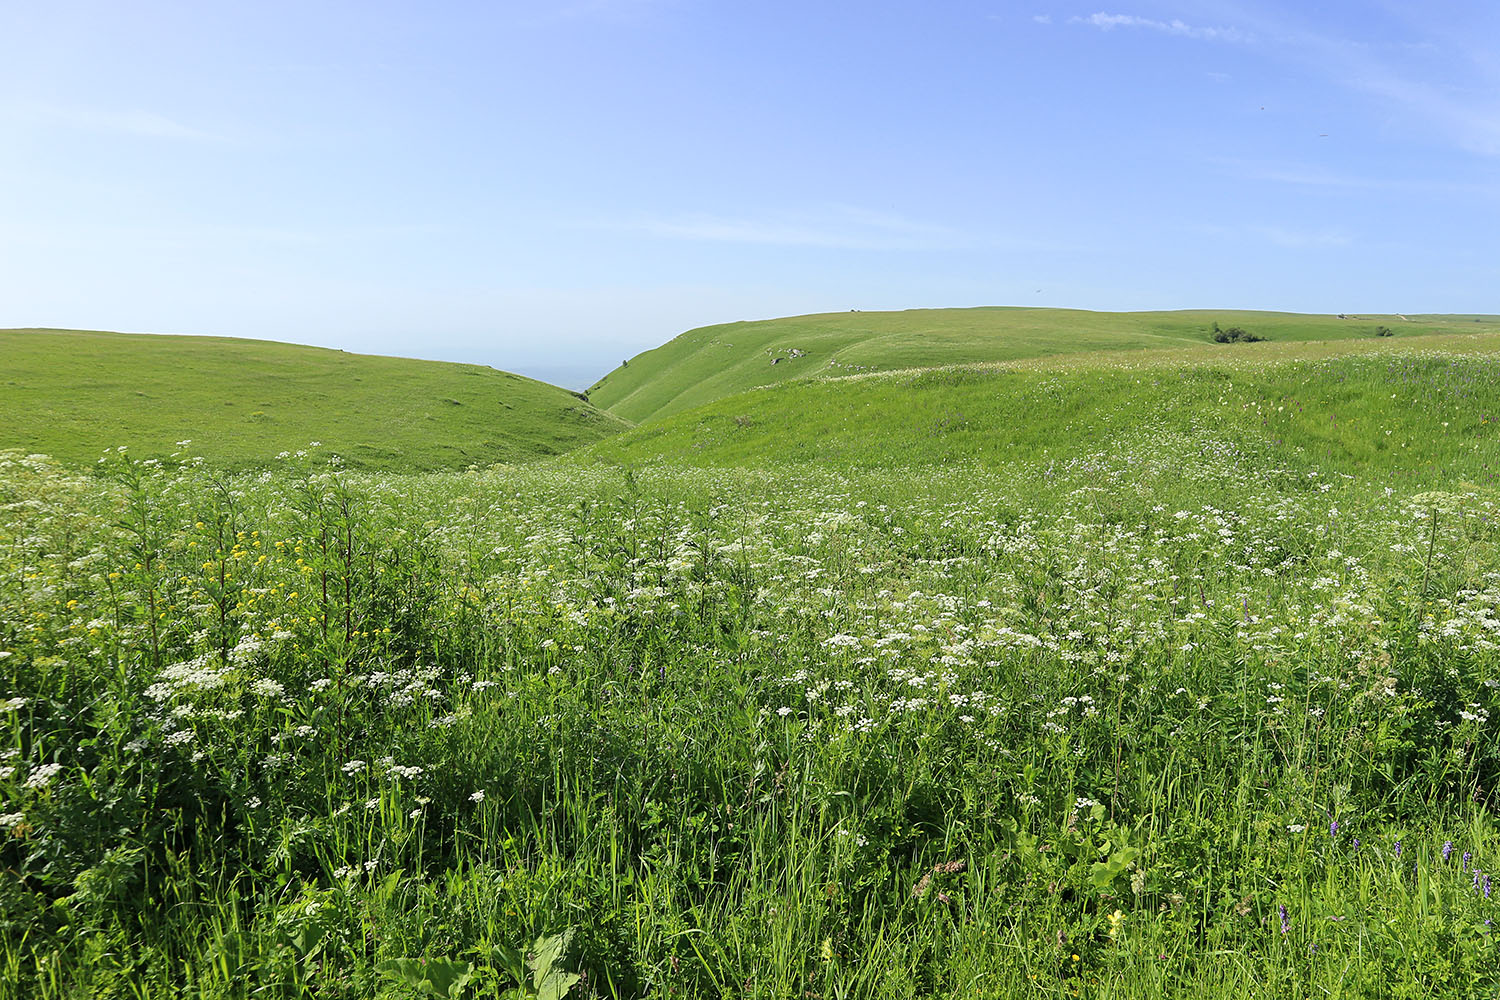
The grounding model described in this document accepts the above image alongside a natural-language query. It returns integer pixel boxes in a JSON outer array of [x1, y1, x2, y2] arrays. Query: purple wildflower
[[1330, 820, 1339, 837], [1465, 851, 1473, 872], [1279, 904, 1289, 935], [1443, 841, 1454, 862], [1395, 840, 1402, 858], [1475, 869, 1483, 891]]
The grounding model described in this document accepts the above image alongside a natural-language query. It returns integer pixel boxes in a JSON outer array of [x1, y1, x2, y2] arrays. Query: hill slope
[[579, 332, 1500, 484], [0, 328, 629, 470], [587, 307, 1500, 424]]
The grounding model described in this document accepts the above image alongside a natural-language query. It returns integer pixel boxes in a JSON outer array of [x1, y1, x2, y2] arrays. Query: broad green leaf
[[488, 942, 526, 984], [378, 958, 430, 988], [423, 959, 475, 998], [528, 928, 575, 981], [1089, 846, 1142, 888], [378, 957, 475, 998], [529, 929, 578, 1000], [536, 969, 582, 1000]]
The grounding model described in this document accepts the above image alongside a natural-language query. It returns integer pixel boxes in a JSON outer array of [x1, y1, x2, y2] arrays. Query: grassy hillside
[[0, 328, 629, 470], [581, 333, 1500, 483], [587, 307, 1500, 424], [9, 321, 1500, 997], [9, 409, 1500, 996]]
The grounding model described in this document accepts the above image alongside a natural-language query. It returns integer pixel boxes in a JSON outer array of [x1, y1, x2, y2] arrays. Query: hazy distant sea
[[507, 363, 602, 392]]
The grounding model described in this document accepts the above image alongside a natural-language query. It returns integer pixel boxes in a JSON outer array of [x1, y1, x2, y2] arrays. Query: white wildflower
[[24, 763, 62, 789], [251, 678, 285, 699]]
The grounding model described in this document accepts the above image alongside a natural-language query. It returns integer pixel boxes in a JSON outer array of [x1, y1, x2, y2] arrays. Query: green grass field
[[586, 307, 1500, 424], [581, 333, 1500, 480], [5, 312, 1500, 998], [0, 329, 629, 470]]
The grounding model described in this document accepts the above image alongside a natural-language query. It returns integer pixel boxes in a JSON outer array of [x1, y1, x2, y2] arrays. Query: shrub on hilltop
[[1212, 320, 1266, 343]]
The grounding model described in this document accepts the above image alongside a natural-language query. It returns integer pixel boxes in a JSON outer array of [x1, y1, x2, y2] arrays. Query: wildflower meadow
[[3, 347, 1500, 997]]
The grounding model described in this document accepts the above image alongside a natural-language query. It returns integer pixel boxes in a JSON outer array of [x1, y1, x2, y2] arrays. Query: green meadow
[[0, 329, 627, 470], [586, 307, 1500, 424], [4, 311, 1500, 998], [582, 333, 1500, 480]]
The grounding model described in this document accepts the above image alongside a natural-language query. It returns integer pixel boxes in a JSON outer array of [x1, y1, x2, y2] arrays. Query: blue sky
[[2, 1, 1496, 388]]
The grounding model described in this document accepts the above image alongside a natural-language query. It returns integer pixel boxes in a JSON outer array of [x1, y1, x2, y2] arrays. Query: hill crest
[[0, 327, 628, 470], [586, 307, 1500, 424]]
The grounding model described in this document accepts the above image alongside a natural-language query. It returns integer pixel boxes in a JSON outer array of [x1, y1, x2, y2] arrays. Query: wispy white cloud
[[0, 219, 447, 254], [1, 101, 223, 141], [1215, 157, 1492, 197], [1184, 220, 1355, 249], [596, 205, 973, 251], [1230, 162, 1385, 189], [1069, 12, 1246, 42], [1188, 1, 1500, 158], [1032, 14, 1053, 25], [1248, 224, 1352, 249], [1349, 72, 1500, 158]]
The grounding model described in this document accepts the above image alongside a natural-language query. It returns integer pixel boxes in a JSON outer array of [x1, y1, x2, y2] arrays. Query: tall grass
[[2, 427, 1499, 996]]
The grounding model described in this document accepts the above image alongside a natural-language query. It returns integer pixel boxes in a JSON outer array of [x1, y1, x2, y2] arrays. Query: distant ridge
[[0, 328, 629, 470], [578, 329, 1500, 477], [586, 307, 1500, 424]]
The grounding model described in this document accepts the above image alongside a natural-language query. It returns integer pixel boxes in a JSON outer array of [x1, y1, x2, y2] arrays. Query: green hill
[[580, 332, 1500, 483], [587, 307, 1500, 424], [11, 317, 1500, 996], [0, 328, 629, 470]]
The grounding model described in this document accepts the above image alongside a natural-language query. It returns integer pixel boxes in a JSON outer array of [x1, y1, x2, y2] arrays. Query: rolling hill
[[586, 307, 1500, 425], [10, 312, 1500, 995], [0, 328, 630, 470], [579, 331, 1500, 484], [10, 309, 1499, 474]]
